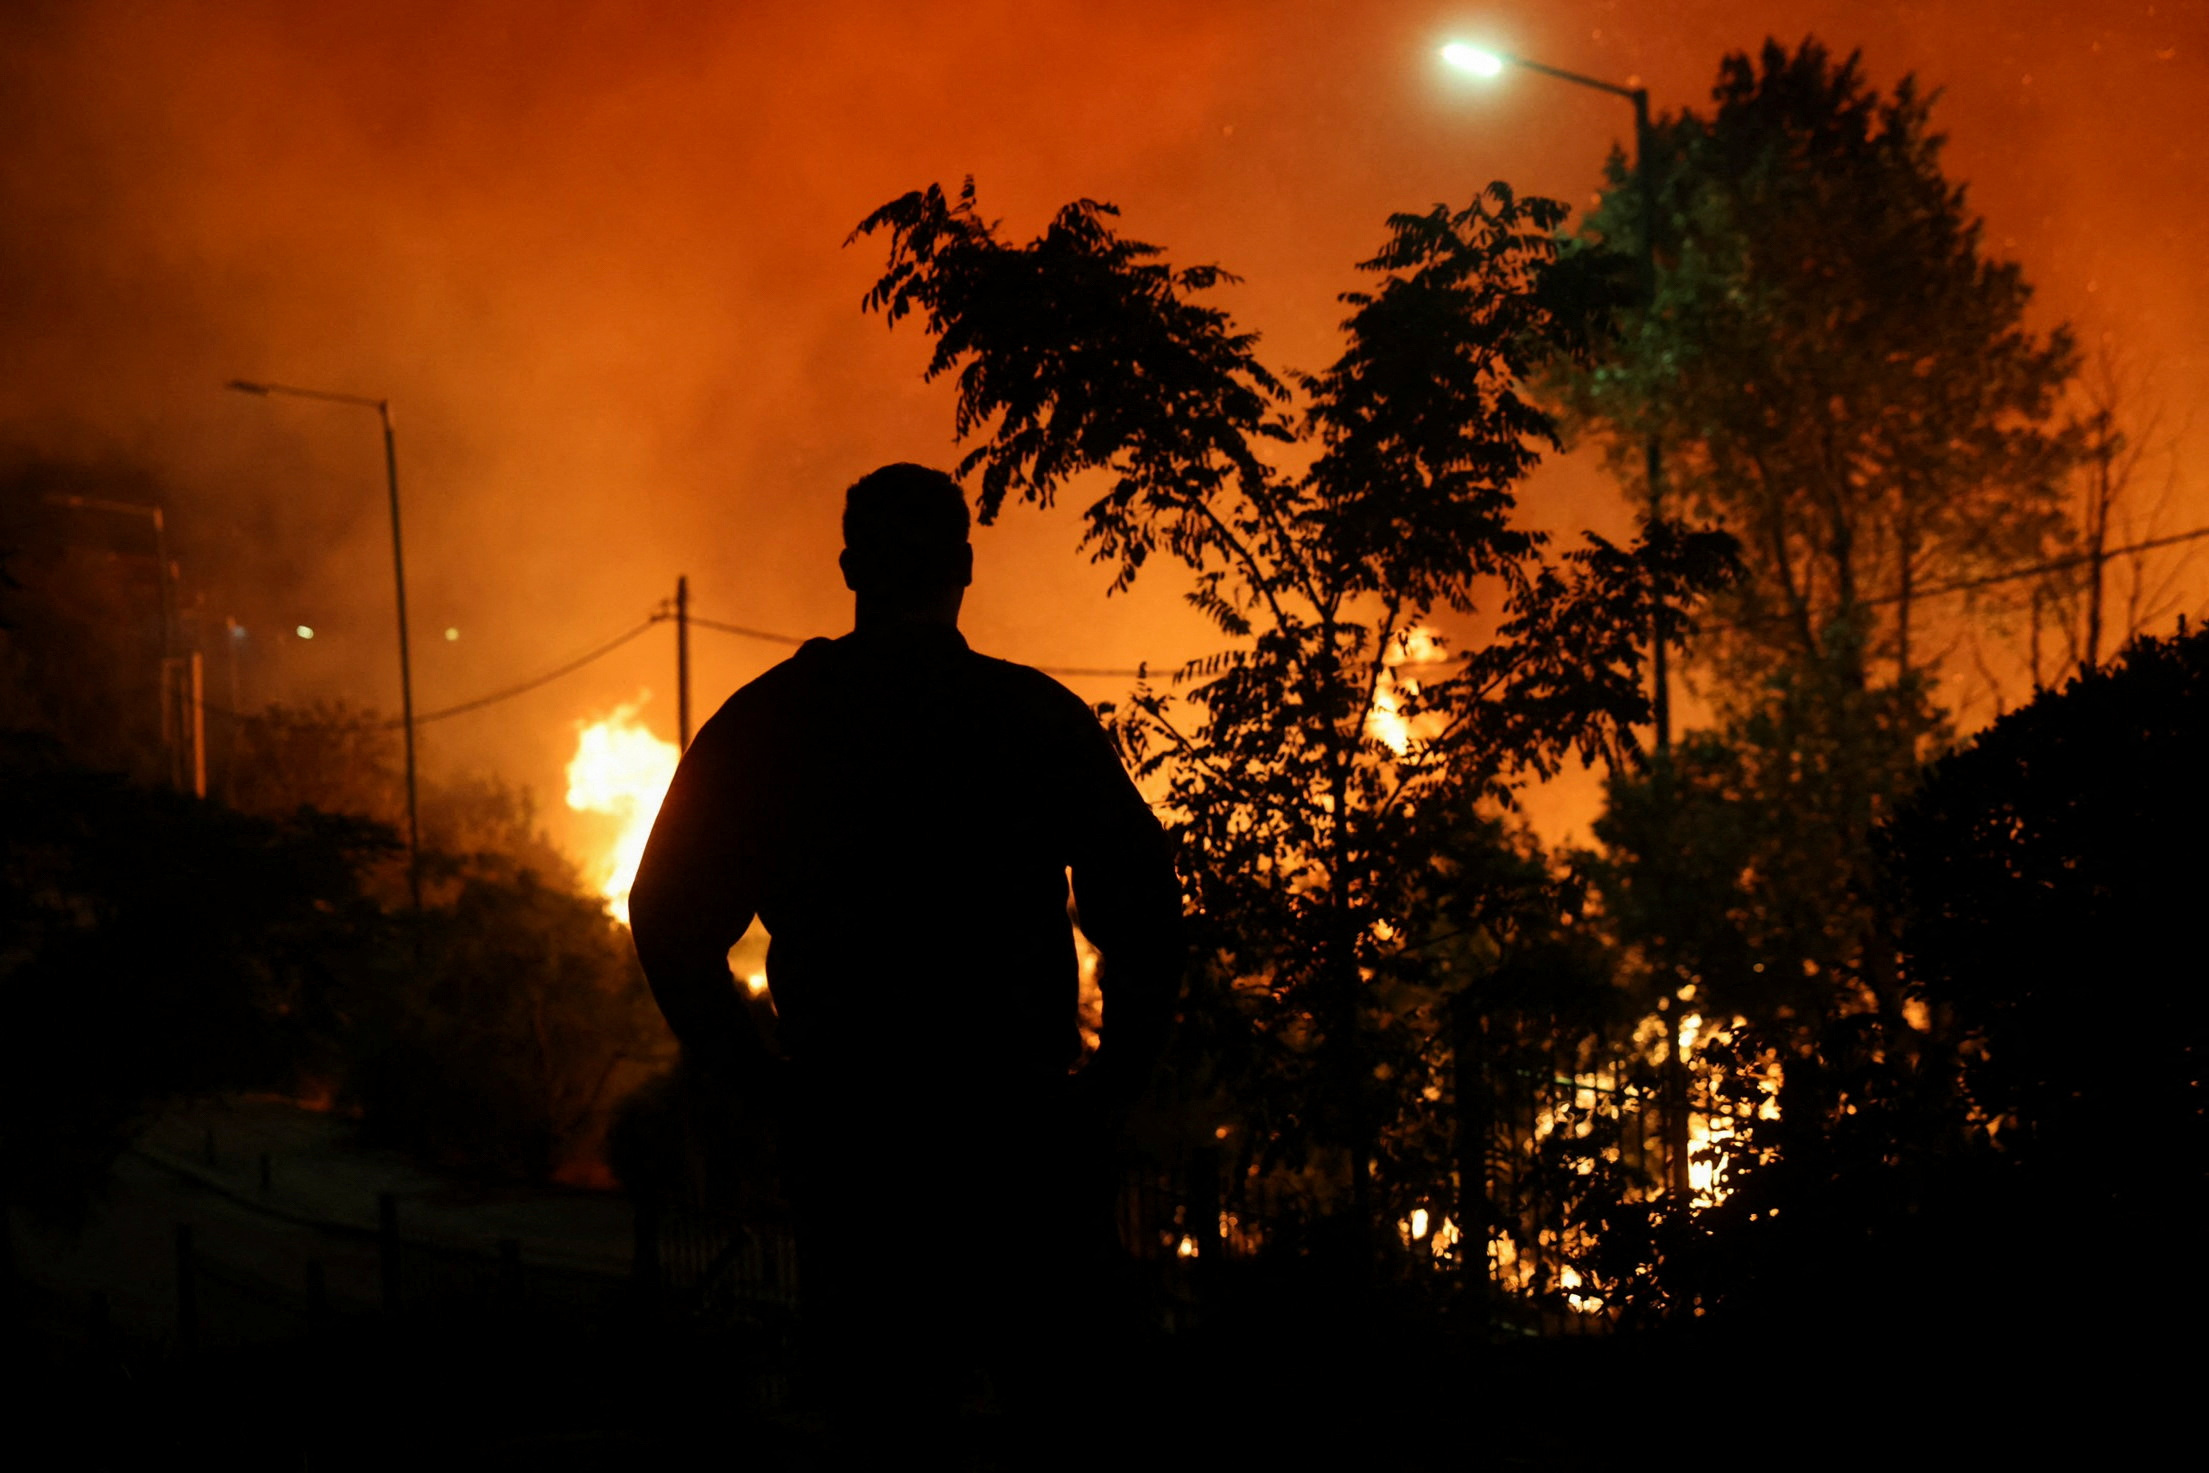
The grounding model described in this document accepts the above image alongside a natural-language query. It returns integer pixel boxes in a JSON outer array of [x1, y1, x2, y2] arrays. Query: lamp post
[[226, 378, 421, 913], [1441, 43, 1692, 1209], [1441, 42, 1671, 754]]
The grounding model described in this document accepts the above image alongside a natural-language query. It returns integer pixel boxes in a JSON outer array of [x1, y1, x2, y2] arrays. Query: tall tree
[[1565, 38, 2077, 712], [854, 180, 1731, 1263], [1567, 39, 2079, 1016]]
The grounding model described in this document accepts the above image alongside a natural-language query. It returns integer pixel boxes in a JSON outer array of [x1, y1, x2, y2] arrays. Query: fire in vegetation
[[564, 701, 680, 924], [1365, 625, 1445, 757]]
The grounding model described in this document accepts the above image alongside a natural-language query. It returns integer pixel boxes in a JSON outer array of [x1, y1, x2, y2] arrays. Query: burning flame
[[565, 701, 680, 923], [1366, 625, 1446, 757]]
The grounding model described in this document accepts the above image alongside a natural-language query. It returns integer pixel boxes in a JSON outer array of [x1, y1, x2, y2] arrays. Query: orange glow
[[564, 701, 680, 924], [1366, 625, 1445, 756]]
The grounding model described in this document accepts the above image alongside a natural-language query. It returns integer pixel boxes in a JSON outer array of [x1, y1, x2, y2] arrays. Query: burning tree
[[854, 180, 1732, 1269]]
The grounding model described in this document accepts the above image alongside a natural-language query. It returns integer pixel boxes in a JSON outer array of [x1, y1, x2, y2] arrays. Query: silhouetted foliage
[[0, 730, 394, 1218], [1594, 630, 2207, 1336], [1572, 38, 2081, 1029], [1888, 627, 2207, 1213], [348, 856, 670, 1182], [1563, 36, 2078, 701], [228, 699, 408, 832], [856, 179, 1734, 1265], [1587, 642, 1932, 1025]]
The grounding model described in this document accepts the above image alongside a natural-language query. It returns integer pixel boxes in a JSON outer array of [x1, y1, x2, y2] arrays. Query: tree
[[1566, 38, 2078, 709], [1885, 626, 2207, 1215], [0, 730, 396, 1219], [1567, 39, 2080, 1018], [348, 856, 672, 1182], [2027, 348, 2198, 690], [1630, 627, 2209, 1346], [853, 179, 1732, 1265]]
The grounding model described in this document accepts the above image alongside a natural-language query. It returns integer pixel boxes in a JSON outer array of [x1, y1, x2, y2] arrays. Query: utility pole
[[223, 618, 244, 804], [675, 575, 692, 751], [379, 401, 421, 914], [2085, 408, 2115, 674], [1633, 85, 1671, 756]]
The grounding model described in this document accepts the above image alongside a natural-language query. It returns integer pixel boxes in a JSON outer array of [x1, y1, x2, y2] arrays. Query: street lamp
[[226, 378, 422, 912], [1442, 41, 1693, 1208], [1440, 41, 1671, 755]]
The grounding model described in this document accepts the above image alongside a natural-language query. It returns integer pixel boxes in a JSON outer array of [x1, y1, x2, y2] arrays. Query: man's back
[[635, 621, 1176, 1081], [625, 462, 1179, 1448]]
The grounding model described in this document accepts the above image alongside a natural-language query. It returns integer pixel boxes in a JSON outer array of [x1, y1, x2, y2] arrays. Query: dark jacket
[[630, 623, 1181, 1088]]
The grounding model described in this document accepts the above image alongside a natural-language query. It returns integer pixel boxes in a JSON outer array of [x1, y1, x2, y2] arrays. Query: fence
[[1108, 1019, 1771, 1332], [100, 1149, 799, 1376]]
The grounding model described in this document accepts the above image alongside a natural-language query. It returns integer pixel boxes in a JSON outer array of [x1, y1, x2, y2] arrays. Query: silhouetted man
[[629, 462, 1182, 1442]]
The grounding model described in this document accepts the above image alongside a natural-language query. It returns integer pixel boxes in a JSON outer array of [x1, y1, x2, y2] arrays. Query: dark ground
[[1, 1098, 2184, 1469]]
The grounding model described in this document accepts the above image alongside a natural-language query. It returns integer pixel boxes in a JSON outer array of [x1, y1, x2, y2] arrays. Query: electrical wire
[[194, 520, 2209, 736], [406, 620, 660, 725], [203, 619, 659, 731], [1701, 523, 2209, 633]]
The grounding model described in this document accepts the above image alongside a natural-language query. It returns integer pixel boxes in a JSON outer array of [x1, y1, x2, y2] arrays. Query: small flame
[[565, 701, 680, 923], [1366, 624, 1444, 756]]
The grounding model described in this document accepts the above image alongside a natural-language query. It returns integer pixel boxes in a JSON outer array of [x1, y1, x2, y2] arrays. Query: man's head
[[839, 463, 973, 623]]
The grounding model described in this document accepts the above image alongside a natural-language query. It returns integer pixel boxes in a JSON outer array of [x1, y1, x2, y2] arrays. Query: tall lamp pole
[[1442, 43, 1691, 1209], [226, 379, 422, 913], [1442, 43, 1671, 753]]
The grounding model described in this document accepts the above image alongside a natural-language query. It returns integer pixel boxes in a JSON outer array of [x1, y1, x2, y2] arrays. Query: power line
[[681, 614, 805, 647], [407, 620, 660, 725], [1699, 523, 2209, 633], [197, 519, 2205, 739], [205, 619, 660, 731]]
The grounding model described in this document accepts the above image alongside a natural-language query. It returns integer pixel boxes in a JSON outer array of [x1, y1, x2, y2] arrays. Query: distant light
[[295, 625, 315, 640], [744, 971, 769, 997], [1441, 42, 1506, 78], [229, 624, 247, 640], [444, 627, 459, 641]]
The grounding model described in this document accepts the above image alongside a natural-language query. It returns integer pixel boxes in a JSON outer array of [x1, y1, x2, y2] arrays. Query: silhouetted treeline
[[2, 475, 675, 1207]]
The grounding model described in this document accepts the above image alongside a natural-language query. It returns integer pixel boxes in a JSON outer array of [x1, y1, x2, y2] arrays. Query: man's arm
[[629, 710, 780, 1096], [1064, 710, 1184, 1109]]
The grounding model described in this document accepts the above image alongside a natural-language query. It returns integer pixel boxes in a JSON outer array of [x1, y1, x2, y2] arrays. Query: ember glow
[[564, 702, 680, 924]]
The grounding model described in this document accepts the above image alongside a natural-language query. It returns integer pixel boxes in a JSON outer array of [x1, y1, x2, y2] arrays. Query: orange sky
[[3, 0, 2203, 859]]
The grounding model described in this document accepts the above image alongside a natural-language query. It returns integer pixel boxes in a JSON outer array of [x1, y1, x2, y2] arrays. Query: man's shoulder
[[963, 649, 1101, 724], [692, 641, 831, 739]]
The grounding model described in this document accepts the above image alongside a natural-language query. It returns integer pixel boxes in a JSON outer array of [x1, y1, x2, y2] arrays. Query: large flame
[[565, 701, 680, 923]]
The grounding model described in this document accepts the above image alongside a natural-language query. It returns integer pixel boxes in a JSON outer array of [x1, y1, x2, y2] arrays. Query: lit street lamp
[[1441, 41, 1672, 754], [226, 378, 422, 913], [1442, 41, 1693, 1206]]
